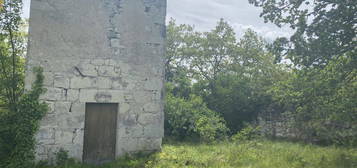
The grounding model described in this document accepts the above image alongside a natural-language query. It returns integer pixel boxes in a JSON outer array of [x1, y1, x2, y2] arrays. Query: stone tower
[[25, 0, 166, 164]]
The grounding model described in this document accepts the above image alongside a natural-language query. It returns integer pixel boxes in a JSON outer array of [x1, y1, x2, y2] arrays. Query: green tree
[[165, 19, 196, 99], [270, 52, 357, 145], [204, 30, 287, 133], [165, 20, 230, 140], [166, 20, 287, 134], [165, 19, 194, 82], [0, 0, 24, 109], [250, 0, 357, 146], [166, 19, 237, 96], [249, 0, 357, 67], [0, 0, 48, 167], [190, 19, 236, 82]]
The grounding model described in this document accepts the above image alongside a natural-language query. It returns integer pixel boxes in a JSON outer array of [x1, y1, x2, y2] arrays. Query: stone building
[[25, 0, 166, 164]]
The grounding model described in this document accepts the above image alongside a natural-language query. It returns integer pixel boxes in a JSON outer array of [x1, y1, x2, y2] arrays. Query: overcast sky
[[22, 0, 292, 40]]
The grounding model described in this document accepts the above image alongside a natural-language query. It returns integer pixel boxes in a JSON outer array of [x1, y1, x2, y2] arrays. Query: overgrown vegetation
[[270, 53, 357, 145], [164, 0, 356, 146], [0, 0, 47, 167], [165, 84, 228, 141], [37, 140, 357, 168], [164, 19, 287, 139], [0, 0, 355, 167]]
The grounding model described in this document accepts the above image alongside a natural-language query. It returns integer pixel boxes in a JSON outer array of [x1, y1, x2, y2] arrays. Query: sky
[[22, 0, 292, 40]]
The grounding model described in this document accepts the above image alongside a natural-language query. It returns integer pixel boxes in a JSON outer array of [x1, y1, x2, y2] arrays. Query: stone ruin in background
[[25, 0, 166, 164]]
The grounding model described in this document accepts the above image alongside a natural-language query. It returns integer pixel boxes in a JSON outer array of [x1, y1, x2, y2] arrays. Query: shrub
[[231, 125, 261, 142], [0, 68, 48, 168], [55, 149, 69, 166], [165, 93, 229, 141], [55, 148, 76, 166]]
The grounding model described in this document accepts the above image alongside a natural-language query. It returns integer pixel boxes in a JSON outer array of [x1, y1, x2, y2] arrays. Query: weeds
[[37, 140, 357, 168]]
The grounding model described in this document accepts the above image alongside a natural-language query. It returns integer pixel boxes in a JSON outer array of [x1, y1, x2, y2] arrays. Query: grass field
[[39, 140, 357, 168]]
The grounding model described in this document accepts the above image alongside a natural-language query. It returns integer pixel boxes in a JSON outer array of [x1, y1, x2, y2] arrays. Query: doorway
[[83, 103, 118, 164]]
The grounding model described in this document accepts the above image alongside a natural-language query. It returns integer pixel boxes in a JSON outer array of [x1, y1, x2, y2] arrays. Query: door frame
[[82, 102, 118, 164]]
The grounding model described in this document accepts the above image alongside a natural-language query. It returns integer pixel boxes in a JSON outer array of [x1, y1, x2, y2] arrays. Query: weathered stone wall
[[25, 0, 166, 161], [258, 115, 297, 139]]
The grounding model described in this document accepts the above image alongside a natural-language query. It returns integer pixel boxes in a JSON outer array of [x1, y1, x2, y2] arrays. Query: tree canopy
[[249, 0, 357, 67], [165, 19, 287, 134]]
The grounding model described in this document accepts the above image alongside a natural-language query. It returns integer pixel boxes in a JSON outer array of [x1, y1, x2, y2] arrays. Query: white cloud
[[22, 0, 293, 40], [167, 0, 293, 40], [231, 23, 292, 40]]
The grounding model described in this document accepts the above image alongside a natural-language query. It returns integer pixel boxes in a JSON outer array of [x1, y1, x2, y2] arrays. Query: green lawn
[[40, 140, 357, 168]]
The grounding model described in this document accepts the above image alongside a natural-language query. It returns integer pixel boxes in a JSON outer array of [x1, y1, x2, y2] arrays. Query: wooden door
[[83, 103, 118, 165]]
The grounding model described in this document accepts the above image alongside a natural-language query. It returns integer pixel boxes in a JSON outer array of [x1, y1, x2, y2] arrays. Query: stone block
[[66, 89, 79, 101], [116, 137, 138, 153], [137, 138, 162, 151], [54, 129, 74, 144], [71, 102, 85, 114], [112, 78, 124, 89], [119, 103, 131, 114], [24, 72, 35, 91], [111, 90, 126, 102], [110, 38, 120, 48], [98, 66, 118, 77], [106, 59, 117, 66], [117, 62, 131, 74], [36, 128, 55, 144], [121, 113, 138, 127], [76, 64, 98, 77], [79, 89, 125, 103], [143, 123, 164, 138], [143, 102, 161, 113], [78, 89, 96, 102], [72, 128, 84, 143], [121, 77, 138, 90], [54, 102, 72, 114], [40, 114, 57, 128], [54, 74, 70, 88], [63, 144, 83, 161], [151, 90, 162, 101], [90, 59, 105, 65], [95, 91, 113, 102], [45, 101, 55, 114], [138, 113, 161, 126], [56, 114, 84, 128], [95, 77, 112, 89], [40, 87, 65, 101], [35, 145, 46, 155], [70, 77, 94, 89], [133, 91, 152, 103], [57, 145, 82, 161], [144, 78, 163, 90], [43, 72, 54, 87], [123, 93, 134, 102], [118, 125, 144, 138]]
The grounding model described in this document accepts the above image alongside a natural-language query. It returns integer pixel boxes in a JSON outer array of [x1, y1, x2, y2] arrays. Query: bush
[[165, 93, 229, 141], [55, 149, 76, 166], [55, 149, 69, 166], [0, 68, 48, 168], [231, 125, 261, 142]]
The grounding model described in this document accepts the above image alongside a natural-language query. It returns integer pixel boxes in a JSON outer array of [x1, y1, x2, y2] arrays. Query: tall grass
[[38, 140, 357, 168]]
